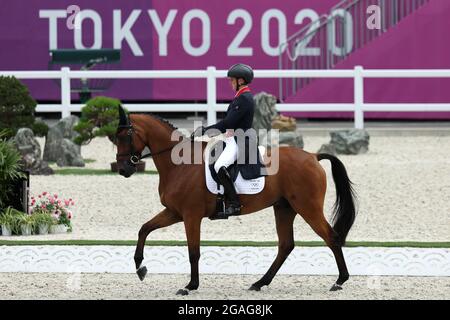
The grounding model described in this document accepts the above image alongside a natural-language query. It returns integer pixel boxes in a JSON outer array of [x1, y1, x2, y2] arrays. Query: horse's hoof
[[329, 283, 343, 291], [249, 285, 261, 291], [176, 289, 189, 296], [136, 266, 147, 281]]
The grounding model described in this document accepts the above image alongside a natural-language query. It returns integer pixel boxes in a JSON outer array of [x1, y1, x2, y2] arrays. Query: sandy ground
[[0, 273, 448, 300], [18, 135, 450, 242]]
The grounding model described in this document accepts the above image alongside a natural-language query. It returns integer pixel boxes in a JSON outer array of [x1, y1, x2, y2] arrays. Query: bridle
[[115, 119, 190, 166], [116, 124, 147, 165]]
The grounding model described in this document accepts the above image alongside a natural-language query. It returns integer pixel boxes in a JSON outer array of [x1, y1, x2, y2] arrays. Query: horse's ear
[[118, 104, 128, 126]]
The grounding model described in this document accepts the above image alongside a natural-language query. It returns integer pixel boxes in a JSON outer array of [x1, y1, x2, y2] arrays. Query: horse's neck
[[134, 115, 176, 179]]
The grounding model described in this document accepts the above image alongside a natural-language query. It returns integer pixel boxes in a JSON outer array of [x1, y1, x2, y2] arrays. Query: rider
[[191, 63, 255, 218]]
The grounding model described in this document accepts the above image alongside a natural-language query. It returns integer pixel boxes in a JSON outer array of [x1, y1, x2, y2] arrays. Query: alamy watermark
[[367, 5, 382, 30], [65, 265, 82, 291], [169, 122, 280, 176], [66, 5, 81, 30]]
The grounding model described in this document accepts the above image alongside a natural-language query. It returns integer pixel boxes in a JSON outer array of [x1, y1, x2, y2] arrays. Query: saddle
[[205, 140, 267, 218], [205, 140, 267, 195]]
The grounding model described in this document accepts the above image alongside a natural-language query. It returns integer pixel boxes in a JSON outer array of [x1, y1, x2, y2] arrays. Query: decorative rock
[[259, 129, 304, 149], [329, 129, 370, 155], [317, 143, 337, 155], [44, 116, 84, 167], [253, 92, 303, 148], [279, 130, 304, 148], [56, 139, 85, 167], [12, 128, 53, 175], [253, 92, 278, 131], [271, 114, 297, 132]]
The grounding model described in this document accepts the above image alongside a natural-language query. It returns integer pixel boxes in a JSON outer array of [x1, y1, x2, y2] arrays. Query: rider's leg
[[214, 137, 238, 173], [213, 137, 240, 216], [216, 166, 241, 215]]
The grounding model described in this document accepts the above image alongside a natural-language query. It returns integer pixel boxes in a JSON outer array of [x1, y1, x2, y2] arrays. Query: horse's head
[[115, 105, 146, 178]]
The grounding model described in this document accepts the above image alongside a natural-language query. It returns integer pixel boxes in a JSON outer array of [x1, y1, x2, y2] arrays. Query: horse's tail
[[317, 153, 357, 246]]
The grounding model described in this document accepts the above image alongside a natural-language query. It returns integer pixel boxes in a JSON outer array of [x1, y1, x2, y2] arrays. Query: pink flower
[[42, 192, 47, 196], [64, 199, 70, 206], [38, 195, 41, 198], [54, 194, 58, 199], [49, 197, 55, 205], [71, 201, 75, 206], [57, 200, 62, 206], [41, 204, 46, 209]]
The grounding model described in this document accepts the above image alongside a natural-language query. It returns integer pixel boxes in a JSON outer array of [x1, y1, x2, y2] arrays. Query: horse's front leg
[[176, 215, 202, 295], [134, 208, 181, 281]]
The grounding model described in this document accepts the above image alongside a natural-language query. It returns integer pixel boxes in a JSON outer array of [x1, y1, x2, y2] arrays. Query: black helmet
[[227, 63, 254, 84]]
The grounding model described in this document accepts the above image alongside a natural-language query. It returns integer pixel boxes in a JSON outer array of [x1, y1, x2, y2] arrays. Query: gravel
[[14, 135, 449, 242], [0, 273, 448, 300]]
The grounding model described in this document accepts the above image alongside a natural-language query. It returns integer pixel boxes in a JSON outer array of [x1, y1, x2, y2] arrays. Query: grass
[[0, 240, 448, 248], [49, 159, 95, 165], [53, 169, 158, 175]]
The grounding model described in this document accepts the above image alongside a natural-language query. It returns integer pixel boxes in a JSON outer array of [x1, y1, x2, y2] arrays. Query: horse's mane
[[139, 113, 179, 132], [139, 113, 209, 149]]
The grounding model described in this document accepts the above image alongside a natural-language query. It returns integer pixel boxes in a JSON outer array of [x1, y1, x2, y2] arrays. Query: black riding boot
[[212, 166, 241, 219]]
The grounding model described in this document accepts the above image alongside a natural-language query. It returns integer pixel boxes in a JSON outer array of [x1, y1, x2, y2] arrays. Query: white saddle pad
[[205, 145, 266, 195]]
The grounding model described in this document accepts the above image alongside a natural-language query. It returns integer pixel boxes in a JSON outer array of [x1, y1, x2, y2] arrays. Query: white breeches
[[214, 136, 238, 173]]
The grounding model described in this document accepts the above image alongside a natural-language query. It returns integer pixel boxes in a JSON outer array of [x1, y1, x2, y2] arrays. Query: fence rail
[[1, 66, 450, 129]]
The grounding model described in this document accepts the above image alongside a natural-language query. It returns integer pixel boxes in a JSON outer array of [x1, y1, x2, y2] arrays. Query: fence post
[[354, 66, 364, 129], [61, 67, 71, 119], [206, 66, 217, 125]]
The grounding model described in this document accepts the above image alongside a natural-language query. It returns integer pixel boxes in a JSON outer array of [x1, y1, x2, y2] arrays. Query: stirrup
[[209, 198, 241, 220], [224, 203, 241, 216]]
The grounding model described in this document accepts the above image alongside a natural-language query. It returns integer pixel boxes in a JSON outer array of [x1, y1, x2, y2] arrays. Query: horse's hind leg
[[134, 208, 182, 281], [293, 203, 349, 291], [249, 199, 296, 291]]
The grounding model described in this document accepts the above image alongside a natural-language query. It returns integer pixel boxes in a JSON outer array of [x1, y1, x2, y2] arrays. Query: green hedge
[[0, 130, 25, 209], [0, 76, 48, 138]]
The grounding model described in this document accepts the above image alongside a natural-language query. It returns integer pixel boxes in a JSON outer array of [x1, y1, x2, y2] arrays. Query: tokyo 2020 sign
[[0, 0, 337, 101]]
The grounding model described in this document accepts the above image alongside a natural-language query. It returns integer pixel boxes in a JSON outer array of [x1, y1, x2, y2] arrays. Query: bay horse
[[115, 107, 356, 295]]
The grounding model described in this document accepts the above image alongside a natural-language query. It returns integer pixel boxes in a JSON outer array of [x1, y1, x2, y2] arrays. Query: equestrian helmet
[[227, 63, 254, 84]]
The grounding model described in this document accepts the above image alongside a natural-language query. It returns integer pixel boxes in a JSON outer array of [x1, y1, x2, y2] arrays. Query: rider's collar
[[234, 86, 250, 98]]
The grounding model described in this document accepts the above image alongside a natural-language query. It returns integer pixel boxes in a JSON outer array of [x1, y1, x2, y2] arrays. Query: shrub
[[30, 192, 74, 232], [32, 120, 49, 137], [0, 76, 48, 138], [0, 206, 26, 235], [73, 96, 125, 145], [30, 210, 53, 234], [0, 130, 25, 210]]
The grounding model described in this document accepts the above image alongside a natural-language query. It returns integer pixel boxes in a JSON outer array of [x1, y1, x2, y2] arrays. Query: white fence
[[1, 66, 450, 129], [1, 245, 449, 276]]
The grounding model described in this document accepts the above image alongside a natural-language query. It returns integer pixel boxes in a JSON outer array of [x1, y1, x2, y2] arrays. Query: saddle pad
[[204, 145, 266, 195]]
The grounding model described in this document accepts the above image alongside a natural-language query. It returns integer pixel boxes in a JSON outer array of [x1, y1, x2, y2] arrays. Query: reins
[[116, 120, 192, 165]]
